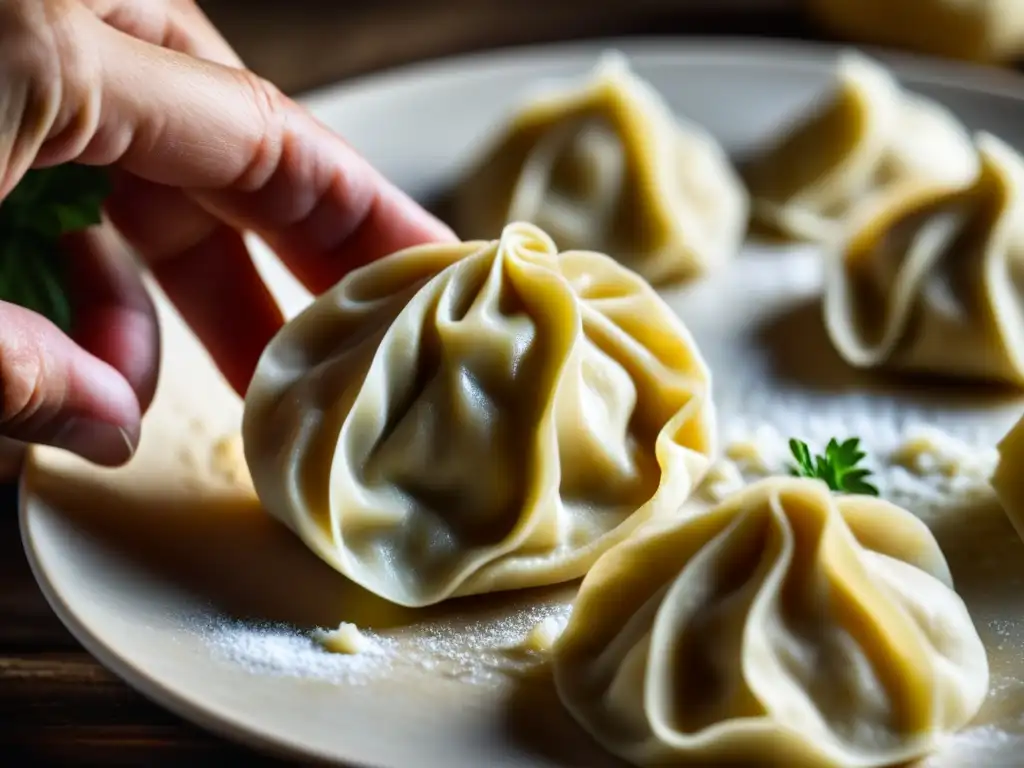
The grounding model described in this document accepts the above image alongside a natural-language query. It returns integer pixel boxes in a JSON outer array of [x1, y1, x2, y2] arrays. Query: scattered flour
[[195, 420, 1005, 691], [399, 601, 574, 682], [715, 420, 1000, 512], [200, 619, 395, 685], [197, 601, 574, 687]]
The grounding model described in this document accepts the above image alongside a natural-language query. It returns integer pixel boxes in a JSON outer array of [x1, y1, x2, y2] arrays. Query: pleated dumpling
[[807, 0, 1024, 64], [992, 412, 1024, 543], [744, 52, 978, 242], [448, 52, 749, 285], [552, 477, 989, 768], [243, 222, 715, 608], [824, 132, 1024, 386]]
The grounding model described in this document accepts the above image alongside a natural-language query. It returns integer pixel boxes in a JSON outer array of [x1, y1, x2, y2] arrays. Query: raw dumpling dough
[[744, 52, 978, 243], [448, 52, 749, 285], [807, 0, 1024, 64], [992, 411, 1024, 543], [243, 221, 715, 608], [824, 132, 1024, 386], [552, 477, 989, 768]]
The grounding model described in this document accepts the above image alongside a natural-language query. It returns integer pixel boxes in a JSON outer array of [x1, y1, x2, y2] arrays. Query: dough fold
[[553, 477, 989, 768], [824, 132, 1024, 386], [450, 52, 749, 285], [745, 52, 977, 243], [243, 222, 715, 607], [993, 411, 1024, 543]]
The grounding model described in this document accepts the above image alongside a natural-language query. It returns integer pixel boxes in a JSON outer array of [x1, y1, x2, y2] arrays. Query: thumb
[[0, 301, 139, 466]]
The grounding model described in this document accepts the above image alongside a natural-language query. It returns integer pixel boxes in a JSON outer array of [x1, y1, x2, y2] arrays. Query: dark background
[[200, 0, 810, 95]]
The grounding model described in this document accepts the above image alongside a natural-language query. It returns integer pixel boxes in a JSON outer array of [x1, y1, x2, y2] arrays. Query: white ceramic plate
[[20, 38, 1024, 768]]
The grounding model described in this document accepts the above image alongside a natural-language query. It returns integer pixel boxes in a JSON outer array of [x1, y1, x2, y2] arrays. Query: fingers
[[60, 11, 454, 284], [60, 223, 161, 411], [82, 0, 243, 67], [194, 119, 456, 294], [82, 0, 273, 393], [4, 1, 453, 398], [81, 6, 451, 385], [102, 172, 283, 395], [0, 301, 139, 466], [149, 222, 283, 396]]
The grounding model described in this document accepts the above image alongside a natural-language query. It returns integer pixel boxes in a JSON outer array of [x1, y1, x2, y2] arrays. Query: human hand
[[0, 0, 454, 477]]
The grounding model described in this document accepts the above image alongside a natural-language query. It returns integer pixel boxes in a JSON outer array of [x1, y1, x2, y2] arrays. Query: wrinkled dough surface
[[744, 52, 977, 243], [992, 411, 1024, 544], [824, 132, 1024, 387], [807, 0, 1024, 64], [552, 477, 989, 768], [243, 222, 715, 607], [450, 52, 748, 285]]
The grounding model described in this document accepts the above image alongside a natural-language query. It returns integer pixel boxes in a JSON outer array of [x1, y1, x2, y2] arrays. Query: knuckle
[[233, 69, 289, 191], [0, 4, 58, 183], [0, 1, 78, 98], [0, 0, 96, 183], [0, 323, 60, 430]]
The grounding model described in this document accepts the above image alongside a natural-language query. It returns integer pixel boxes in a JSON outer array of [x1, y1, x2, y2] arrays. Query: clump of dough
[[210, 434, 251, 487], [697, 459, 745, 503], [890, 427, 997, 480], [521, 614, 571, 654], [314, 622, 378, 656]]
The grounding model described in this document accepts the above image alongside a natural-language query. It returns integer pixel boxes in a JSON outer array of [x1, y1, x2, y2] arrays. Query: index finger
[[70, 14, 455, 295]]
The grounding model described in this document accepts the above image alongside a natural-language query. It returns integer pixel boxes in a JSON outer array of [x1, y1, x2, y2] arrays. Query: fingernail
[[51, 419, 137, 466]]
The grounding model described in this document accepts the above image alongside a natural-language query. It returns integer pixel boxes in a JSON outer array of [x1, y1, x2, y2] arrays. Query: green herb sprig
[[788, 437, 879, 496], [0, 164, 112, 331]]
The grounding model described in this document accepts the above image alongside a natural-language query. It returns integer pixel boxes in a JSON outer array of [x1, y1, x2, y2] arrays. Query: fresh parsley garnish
[[788, 437, 879, 496], [0, 164, 112, 331]]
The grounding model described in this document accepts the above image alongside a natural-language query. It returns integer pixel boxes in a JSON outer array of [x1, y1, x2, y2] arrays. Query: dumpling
[[242, 221, 715, 608], [744, 52, 978, 243], [807, 0, 1024, 64], [823, 132, 1024, 386], [448, 52, 749, 285], [552, 477, 989, 768], [992, 412, 1024, 543]]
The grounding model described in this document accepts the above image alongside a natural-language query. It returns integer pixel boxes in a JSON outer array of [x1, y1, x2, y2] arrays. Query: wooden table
[[1, 1, 813, 764]]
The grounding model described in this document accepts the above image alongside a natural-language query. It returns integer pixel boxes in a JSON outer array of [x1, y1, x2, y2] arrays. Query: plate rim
[[19, 34, 1024, 767], [16, 467, 358, 767], [295, 35, 1024, 109]]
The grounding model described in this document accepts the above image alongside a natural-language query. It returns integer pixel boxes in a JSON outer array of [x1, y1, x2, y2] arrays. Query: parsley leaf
[[788, 437, 879, 496], [0, 164, 111, 331]]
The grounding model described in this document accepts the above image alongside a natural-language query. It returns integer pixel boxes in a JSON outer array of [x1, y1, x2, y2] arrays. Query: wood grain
[[201, 0, 812, 95], [0, 504, 294, 764]]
